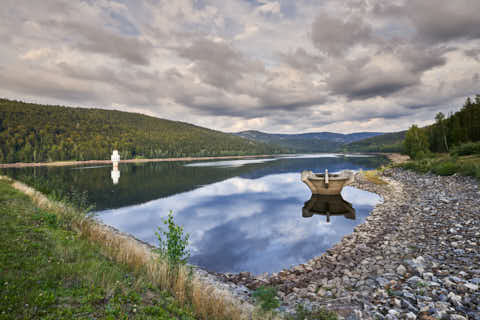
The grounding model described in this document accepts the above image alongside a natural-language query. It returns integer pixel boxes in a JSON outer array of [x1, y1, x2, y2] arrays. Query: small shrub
[[252, 286, 280, 312], [432, 161, 458, 176], [155, 211, 190, 266], [450, 141, 480, 156], [457, 162, 478, 176], [33, 211, 58, 228]]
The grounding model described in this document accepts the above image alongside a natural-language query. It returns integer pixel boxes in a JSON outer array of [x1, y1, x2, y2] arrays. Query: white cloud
[[0, 0, 479, 133]]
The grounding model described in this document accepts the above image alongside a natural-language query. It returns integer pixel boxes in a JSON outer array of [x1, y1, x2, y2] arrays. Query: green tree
[[404, 125, 429, 159], [435, 112, 449, 152], [155, 211, 190, 266]]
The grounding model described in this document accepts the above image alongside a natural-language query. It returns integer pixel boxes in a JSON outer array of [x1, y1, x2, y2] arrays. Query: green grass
[[0, 179, 196, 319], [398, 154, 480, 179]]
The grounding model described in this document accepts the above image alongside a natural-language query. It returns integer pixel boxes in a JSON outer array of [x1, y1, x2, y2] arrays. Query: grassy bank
[[0, 177, 257, 319], [0, 179, 197, 319], [0, 178, 333, 320], [396, 154, 480, 179], [0, 175, 344, 320]]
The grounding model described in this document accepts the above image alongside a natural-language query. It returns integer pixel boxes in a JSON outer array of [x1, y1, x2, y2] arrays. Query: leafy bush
[[252, 286, 280, 312], [156, 211, 190, 266], [450, 141, 480, 156], [400, 159, 434, 173], [432, 161, 458, 176]]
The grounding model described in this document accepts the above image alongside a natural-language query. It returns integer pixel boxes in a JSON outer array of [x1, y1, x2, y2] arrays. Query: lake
[[2, 154, 386, 275]]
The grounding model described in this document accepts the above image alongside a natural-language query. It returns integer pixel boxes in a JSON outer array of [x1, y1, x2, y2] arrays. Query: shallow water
[[2, 154, 385, 274]]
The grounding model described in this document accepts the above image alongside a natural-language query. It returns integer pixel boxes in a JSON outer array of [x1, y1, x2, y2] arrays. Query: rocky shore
[[215, 168, 480, 319]]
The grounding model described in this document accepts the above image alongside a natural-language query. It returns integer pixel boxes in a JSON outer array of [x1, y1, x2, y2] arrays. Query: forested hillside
[[234, 130, 384, 153], [342, 131, 406, 153], [0, 99, 284, 163]]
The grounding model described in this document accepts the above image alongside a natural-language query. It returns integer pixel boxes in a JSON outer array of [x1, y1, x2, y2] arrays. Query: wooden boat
[[301, 169, 354, 195], [302, 194, 355, 222]]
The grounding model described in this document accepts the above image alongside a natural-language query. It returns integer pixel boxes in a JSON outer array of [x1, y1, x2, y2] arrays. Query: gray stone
[[463, 282, 478, 292], [393, 298, 401, 308], [405, 312, 416, 320], [450, 276, 464, 283], [376, 277, 389, 287], [448, 292, 462, 307], [407, 276, 422, 284], [396, 265, 407, 276], [402, 291, 416, 300]]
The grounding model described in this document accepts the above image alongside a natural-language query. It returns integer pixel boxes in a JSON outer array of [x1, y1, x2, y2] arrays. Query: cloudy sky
[[1, 0, 479, 133]]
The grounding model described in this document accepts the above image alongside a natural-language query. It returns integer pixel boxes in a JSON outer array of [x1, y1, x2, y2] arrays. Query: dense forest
[[0, 99, 285, 163], [234, 130, 384, 153], [404, 95, 480, 158], [426, 95, 480, 153], [342, 131, 406, 153]]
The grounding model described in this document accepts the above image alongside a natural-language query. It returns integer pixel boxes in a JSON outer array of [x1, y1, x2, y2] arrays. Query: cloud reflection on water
[[97, 172, 381, 274]]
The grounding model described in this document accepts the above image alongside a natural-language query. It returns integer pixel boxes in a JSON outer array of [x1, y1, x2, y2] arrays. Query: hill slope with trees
[[0, 99, 284, 163], [342, 131, 406, 153], [234, 130, 384, 153]]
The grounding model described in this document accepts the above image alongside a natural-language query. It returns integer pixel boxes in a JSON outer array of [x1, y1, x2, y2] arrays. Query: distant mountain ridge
[[234, 130, 386, 152]]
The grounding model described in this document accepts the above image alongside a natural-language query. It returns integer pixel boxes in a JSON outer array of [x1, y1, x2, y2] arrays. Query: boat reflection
[[302, 194, 355, 222]]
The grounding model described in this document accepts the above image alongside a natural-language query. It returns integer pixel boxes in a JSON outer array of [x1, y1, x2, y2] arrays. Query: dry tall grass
[[362, 170, 388, 185], [2, 176, 263, 320]]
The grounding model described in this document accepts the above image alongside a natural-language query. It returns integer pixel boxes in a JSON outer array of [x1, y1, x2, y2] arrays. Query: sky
[[1, 0, 479, 134]]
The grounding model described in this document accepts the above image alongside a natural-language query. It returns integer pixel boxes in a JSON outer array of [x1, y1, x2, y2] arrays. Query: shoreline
[[0, 152, 401, 168], [219, 169, 479, 318], [0, 154, 278, 168]]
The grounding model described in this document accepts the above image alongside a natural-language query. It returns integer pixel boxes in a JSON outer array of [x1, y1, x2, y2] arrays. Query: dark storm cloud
[[311, 12, 373, 56], [326, 57, 418, 99], [258, 98, 328, 112], [187, 96, 328, 119], [394, 45, 448, 73], [0, 69, 98, 102], [57, 62, 160, 93], [465, 49, 480, 62], [405, 1, 480, 44], [279, 48, 322, 73], [177, 38, 264, 90], [41, 20, 153, 65]]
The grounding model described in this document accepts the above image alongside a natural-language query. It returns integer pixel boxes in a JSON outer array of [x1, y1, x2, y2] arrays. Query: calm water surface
[[3, 154, 386, 274]]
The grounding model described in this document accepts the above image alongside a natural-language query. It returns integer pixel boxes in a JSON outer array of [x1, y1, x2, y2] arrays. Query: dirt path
[[0, 154, 276, 168]]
